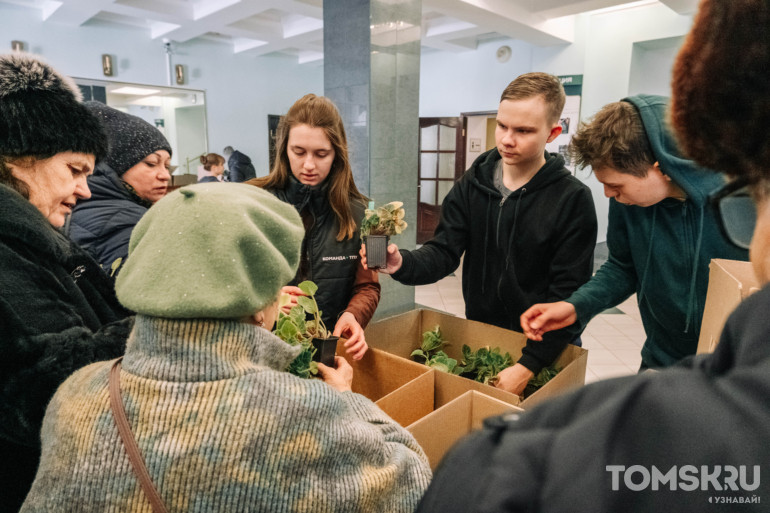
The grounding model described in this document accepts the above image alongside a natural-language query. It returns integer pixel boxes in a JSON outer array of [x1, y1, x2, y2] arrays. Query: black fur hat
[[0, 53, 107, 161]]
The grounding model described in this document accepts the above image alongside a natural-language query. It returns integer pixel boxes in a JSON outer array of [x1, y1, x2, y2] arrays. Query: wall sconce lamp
[[175, 64, 185, 85], [102, 54, 114, 76], [11, 41, 24, 52]]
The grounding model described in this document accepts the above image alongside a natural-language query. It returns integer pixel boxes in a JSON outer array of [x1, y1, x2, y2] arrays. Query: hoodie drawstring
[[481, 193, 492, 293], [637, 206, 658, 306], [684, 204, 705, 333], [505, 188, 526, 268]]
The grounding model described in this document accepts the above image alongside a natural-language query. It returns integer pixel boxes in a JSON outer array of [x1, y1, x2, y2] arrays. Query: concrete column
[[324, 0, 421, 320]]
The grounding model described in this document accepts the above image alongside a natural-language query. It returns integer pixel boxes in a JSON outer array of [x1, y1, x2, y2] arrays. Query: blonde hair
[[500, 72, 566, 125]]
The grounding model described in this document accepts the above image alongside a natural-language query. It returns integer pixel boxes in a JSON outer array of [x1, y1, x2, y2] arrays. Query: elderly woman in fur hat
[[22, 183, 432, 512], [68, 101, 173, 280], [0, 53, 132, 510]]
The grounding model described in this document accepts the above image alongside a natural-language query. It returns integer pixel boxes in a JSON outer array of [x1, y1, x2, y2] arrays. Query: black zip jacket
[[393, 149, 597, 373], [417, 284, 770, 512], [0, 184, 132, 510], [269, 176, 369, 329]]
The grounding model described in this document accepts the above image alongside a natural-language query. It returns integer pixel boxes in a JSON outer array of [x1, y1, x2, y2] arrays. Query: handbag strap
[[109, 358, 169, 513]]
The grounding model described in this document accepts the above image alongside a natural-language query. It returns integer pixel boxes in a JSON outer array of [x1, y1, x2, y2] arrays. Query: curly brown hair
[[248, 94, 367, 241], [670, 0, 770, 185], [568, 101, 655, 177]]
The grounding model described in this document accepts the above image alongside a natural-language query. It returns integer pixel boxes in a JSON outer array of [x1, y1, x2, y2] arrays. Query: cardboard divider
[[697, 259, 760, 354], [407, 390, 522, 470], [364, 309, 587, 409], [338, 343, 434, 427]]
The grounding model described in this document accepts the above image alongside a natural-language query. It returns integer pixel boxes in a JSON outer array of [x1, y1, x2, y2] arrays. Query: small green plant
[[360, 201, 408, 238], [459, 345, 514, 385], [522, 366, 560, 398], [412, 326, 561, 395], [411, 326, 464, 375], [274, 280, 329, 379]]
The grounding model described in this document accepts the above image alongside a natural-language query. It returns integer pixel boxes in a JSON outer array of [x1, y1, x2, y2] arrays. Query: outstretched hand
[[520, 301, 578, 341], [359, 243, 403, 274], [493, 363, 534, 396]]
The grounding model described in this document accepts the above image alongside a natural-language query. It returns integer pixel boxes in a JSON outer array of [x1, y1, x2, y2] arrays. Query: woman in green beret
[[22, 184, 431, 512]]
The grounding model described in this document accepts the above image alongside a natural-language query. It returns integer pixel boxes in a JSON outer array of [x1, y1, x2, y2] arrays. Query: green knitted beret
[[116, 183, 303, 318]]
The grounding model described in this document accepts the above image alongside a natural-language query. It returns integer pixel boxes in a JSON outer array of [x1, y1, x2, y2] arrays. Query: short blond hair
[[500, 72, 565, 125]]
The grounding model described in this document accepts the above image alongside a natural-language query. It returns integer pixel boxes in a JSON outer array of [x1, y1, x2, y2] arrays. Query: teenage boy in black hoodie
[[363, 72, 597, 396]]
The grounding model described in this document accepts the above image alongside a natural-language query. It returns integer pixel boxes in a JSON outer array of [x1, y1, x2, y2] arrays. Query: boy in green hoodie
[[521, 95, 748, 369]]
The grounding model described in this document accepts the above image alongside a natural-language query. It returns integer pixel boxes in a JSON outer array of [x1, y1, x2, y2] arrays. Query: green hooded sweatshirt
[[567, 94, 748, 368]]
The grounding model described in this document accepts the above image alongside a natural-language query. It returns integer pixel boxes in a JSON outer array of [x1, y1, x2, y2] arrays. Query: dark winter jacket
[[198, 175, 221, 183], [567, 95, 748, 368], [417, 283, 770, 513], [0, 184, 132, 511], [269, 176, 378, 329], [69, 163, 150, 279], [228, 150, 257, 183], [392, 149, 597, 374]]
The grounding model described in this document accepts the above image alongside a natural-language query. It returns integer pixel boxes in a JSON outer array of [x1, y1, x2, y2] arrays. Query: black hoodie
[[393, 148, 597, 373]]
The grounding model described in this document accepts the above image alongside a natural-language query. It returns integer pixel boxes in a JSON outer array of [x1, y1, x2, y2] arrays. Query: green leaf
[[297, 295, 316, 314], [298, 280, 318, 296]]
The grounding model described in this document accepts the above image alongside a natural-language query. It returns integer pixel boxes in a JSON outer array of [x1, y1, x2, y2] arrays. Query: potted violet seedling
[[360, 201, 408, 270], [275, 280, 338, 374]]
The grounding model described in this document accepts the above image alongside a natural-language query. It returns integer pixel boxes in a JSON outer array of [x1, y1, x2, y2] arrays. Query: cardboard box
[[364, 309, 587, 409], [338, 345, 433, 427], [697, 259, 760, 354], [407, 390, 522, 470]]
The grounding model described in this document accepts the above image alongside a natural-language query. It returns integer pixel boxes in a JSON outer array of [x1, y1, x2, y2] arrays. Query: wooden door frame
[[417, 117, 465, 244]]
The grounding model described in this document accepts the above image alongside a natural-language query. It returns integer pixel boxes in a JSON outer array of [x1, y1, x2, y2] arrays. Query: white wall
[[0, 3, 323, 176], [419, 40, 533, 116]]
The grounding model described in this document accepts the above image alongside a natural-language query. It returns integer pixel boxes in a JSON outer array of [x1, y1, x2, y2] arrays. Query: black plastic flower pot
[[312, 336, 339, 367], [364, 235, 389, 270]]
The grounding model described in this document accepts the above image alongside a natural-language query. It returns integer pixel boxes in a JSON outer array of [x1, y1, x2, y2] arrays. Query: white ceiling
[[2, 0, 699, 63]]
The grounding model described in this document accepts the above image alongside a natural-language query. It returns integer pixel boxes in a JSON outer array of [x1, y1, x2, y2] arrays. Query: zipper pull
[[70, 265, 86, 281]]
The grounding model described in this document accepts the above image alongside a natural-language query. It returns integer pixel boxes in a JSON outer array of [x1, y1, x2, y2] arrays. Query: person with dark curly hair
[[417, 1, 770, 511], [520, 93, 748, 371]]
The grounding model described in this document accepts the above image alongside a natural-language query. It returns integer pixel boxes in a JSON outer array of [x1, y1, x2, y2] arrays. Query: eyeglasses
[[709, 179, 756, 250]]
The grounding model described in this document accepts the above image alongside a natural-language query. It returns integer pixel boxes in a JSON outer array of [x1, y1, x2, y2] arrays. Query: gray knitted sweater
[[22, 315, 432, 512]]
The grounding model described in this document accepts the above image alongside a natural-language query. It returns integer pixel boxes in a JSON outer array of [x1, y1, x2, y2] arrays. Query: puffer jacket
[[69, 163, 150, 279]]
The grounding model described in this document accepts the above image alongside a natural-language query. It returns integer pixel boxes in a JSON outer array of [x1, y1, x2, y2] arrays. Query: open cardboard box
[[697, 259, 760, 354], [407, 390, 522, 470], [364, 309, 587, 409], [337, 344, 433, 427]]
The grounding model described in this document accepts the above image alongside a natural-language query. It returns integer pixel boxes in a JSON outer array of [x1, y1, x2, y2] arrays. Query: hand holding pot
[[333, 312, 368, 360], [520, 301, 578, 341], [359, 243, 403, 274], [317, 356, 353, 392]]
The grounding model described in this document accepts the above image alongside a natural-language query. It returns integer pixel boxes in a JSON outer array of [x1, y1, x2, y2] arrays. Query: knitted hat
[[85, 101, 172, 176], [0, 53, 107, 160], [115, 183, 304, 319]]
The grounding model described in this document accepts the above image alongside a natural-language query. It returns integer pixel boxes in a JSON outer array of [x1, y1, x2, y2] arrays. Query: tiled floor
[[414, 272, 645, 384]]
